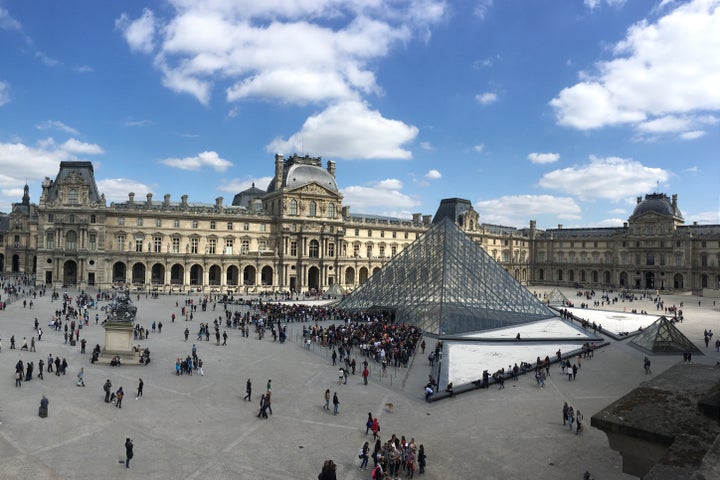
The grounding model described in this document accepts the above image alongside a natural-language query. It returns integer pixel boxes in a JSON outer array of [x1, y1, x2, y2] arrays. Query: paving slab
[[0, 285, 718, 480]]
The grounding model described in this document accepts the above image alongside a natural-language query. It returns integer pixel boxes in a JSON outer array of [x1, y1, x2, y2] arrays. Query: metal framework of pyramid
[[546, 288, 570, 307], [629, 316, 703, 355], [337, 217, 556, 336]]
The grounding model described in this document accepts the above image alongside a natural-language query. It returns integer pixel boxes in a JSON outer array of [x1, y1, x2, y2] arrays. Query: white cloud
[[0, 140, 76, 188], [35, 51, 60, 67], [538, 155, 669, 200], [597, 218, 625, 227], [679, 130, 706, 140], [97, 178, 155, 202], [682, 166, 698, 172], [116, 9, 156, 54], [75, 65, 94, 73], [473, 144, 485, 152], [218, 176, 273, 194], [61, 138, 104, 155], [160, 150, 233, 172], [266, 100, 418, 160], [117, 2, 444, 106], [124, 119, 154, 127], [551, 0, 720, 135], [474, 0, 494, 19], [688, 210, 720, 224], [36, 120, 79, 135], [419, 141, 433, 150], [474, 195, 581, 228], [341, 181, 419, 212], [585, 0, 627, 9], [425, 169, 442, 180], [0, 7, 21, 31], [528, 152, 560, 164], [475, 92, 498, 105], [0, 81, 9, 106]]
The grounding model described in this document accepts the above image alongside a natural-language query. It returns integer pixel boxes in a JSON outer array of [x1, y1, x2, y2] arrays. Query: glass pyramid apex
[[337, 217, 556, 335]]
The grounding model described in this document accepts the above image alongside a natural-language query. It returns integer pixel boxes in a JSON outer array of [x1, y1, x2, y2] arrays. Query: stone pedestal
[[104, 322, 134, 354], [101, 322, 139, 365]]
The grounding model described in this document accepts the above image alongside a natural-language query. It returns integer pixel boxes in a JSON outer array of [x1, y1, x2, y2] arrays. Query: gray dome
[[631, 193, 682, 219], [267, 158, 338, 193]]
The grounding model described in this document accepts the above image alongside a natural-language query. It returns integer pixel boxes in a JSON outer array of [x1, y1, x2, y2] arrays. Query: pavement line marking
[[30, 425, 106, 455], [0, 430, 23, 453]]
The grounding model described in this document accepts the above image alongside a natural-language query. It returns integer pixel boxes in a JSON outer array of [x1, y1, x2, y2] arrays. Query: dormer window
[[68, 189, 78, 204]]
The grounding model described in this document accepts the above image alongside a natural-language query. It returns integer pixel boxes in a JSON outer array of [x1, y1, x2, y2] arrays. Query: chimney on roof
[[672, 194, 678, 209], [423, 215, 432, 225], [181, 194, 188, 209], [341, 206, 350, 218], [215, 196, 223, 208], [637, 196, 642, 204], [327, 160, 336, 178], [163, 194, 170, 207], [274, 154, 283, 190], [128, 192, 135, 205], [146, 193, 153, 206]]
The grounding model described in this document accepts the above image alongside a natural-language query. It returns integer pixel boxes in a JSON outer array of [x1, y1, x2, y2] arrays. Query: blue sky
[[1, 0, 718, 229]]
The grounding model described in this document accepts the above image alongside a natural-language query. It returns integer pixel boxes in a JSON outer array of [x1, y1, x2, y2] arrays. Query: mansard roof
[[45, 161, 102, 204]]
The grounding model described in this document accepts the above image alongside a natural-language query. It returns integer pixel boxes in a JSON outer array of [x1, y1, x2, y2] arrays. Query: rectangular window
[[89, 233, 97, 251], [391, 245, 397, 256], [404, 232, 409, 239], [675, 253, 683, 267], [156, 219, 162, 227], [118, 217, 125, 226], [192, 220, 198, 229], [227, 222, 233, 230], [366, 245, 373, 257], [135, 239, 143, 252], [90, 215, 96, 223], [353, 244, 360, 257], [154, 236, 162, 253], [328, 243, 335, 257], [172, 237, 180, 253], [117, 235, 125, 251], [137, 218, 143, 227], [379, 245, 385, 257], [290, 241, 297, 256], [355, 229, 359, 236], [380, 231, 385, 238], [502, 251, 509, 262], [244, 223, 249, 231], [392, 231, 397, 238], [48, 213, 54, 222], [208, 238, 216, 254], [174, 219, 180, 228], [191, 238, 198, 254], [210, 221, 216, 230], [225, 238, 233, 254], [368, 230, 372, 237], [660, 254, 666, 266], [259, 240, 267, 252], [241, 240, 249, 254], [46, 232, 55, 249], [646, 254, 654, 266], [260, 224, 266, 232]]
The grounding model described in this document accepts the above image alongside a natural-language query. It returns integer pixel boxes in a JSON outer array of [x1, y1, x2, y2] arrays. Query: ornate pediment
[[288, 183, 341, 198]]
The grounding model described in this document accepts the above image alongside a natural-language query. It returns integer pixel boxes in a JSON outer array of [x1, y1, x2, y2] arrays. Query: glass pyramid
[[546, 288, 570, 307], [629, 316, 703, 355], [337, 217, 556, 336]]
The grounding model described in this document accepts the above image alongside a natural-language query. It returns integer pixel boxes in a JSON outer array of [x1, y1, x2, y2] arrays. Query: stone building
[[1, 156, 718, 294]]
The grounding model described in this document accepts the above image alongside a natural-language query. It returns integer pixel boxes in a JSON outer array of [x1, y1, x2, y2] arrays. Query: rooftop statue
[[107, 291, 137, 323]]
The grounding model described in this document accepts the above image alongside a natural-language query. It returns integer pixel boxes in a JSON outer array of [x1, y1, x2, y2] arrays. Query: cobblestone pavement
[[1, 286, 718, 480]]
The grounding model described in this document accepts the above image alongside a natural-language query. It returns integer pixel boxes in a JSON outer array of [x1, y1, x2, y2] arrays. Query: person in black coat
[[125, 438, 133, 468]]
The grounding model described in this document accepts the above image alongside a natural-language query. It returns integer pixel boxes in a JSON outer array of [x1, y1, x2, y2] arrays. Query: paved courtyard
[[1, 284, 719, 480]]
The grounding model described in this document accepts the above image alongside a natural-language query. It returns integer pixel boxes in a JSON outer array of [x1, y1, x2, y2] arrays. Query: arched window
[[309, 201, 317, 217], [290, 200, 298, 215], [66, 231, 77, 250]]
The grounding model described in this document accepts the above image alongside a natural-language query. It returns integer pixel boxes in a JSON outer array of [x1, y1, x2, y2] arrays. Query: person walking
[[38, 359, 44, 380], [567, 406, 575, 431], [362, 366, 369, 385], [323, 389, 331, 410], [244, 379, 252, 401], [643, 357, 652, 374], [76, 367, 86, 387], [124, 438, 133, 468], [359, 441, 370, 470], [257, 393, 268, 418], [365, 412, 373, 434], [136, 378, 143, 399], [576, 410, 584, 435], [371, 417, 380, 440], [332, 391, 339, 415], [104, 379, 112, 402], [115, 387, 124, 408]]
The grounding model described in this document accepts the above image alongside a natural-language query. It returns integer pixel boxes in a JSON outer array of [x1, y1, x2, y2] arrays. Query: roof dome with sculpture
[[631, 193, 683, 220], [266, 154, 338, 193]]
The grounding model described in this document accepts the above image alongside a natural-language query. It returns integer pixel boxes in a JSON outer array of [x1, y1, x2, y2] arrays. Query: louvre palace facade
[[1, 156, 718, 294]]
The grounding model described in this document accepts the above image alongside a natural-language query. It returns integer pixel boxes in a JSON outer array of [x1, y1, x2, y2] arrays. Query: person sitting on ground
[[445, 382, 454, 397]]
